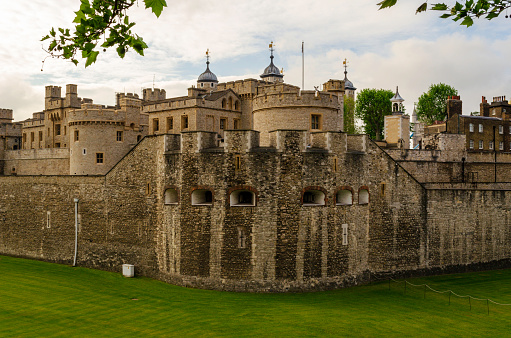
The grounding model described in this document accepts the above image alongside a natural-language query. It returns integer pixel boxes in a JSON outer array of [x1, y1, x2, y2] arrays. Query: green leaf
[[440, 13, 452, 18], [41, 35, 50, 41], [377, 0, 398, 10], [72, 59, 79, 66], [431, 3, 448, 11], [416, 2, 428, 14], [85, 50, 99, 67], [144, 0, 167, 17], [49, 40, 57, 51], [73, 10, 86, 23], [50, 27, 56, 37], [461, 16, 474, 26]]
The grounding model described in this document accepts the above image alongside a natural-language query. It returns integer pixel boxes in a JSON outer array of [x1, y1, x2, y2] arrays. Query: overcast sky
[[1, 1, 510, 121]]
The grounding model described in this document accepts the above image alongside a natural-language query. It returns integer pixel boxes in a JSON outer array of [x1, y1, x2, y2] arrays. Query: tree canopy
[[416, 83, 458, 125], [343, 96, 357, 134], [355, 88, 394, 141], [42, 0, 167, 67], [377, 0, 511, 26]]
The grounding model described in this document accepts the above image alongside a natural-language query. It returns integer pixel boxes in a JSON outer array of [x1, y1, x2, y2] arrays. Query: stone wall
[[1, 130, 511, 292]]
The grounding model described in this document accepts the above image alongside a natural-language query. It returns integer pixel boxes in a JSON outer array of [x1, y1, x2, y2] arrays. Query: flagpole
[[301, 41, 304, 90]]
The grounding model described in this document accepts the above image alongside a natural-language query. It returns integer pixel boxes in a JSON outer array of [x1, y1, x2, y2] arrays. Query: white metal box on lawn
[[122, 264, 135, 277]]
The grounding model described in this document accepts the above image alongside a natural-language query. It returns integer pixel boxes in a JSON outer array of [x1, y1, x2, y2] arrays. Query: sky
[[1, 0, 511, 121]]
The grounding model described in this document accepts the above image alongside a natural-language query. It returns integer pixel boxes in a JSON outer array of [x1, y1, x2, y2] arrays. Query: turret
[[260, 42, 284, 83], [197, 49, 219, 89]]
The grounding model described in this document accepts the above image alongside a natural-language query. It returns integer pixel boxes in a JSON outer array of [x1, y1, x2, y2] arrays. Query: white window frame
[[469, 140, 474, 149], [342, 224, 348, 246], [500, 141, 504, 150], [479, 124, 483, 133], [499, 125, 504, 134], [479, 140, 483, 149], [469, 123, 474, 133]]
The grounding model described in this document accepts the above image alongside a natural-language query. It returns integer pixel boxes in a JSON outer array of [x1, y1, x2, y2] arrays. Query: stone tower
[[385, 86, 410, 149]]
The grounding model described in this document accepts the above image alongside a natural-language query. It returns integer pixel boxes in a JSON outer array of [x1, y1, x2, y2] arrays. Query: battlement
[[0, 108, 13, 121], [69, 104, 126, 123], [252, 90, 340, 111], [45, 85, 61, 98], [322, 79, 344, 93], [173, 129, 357, 155], [143, 88, 166, 102]]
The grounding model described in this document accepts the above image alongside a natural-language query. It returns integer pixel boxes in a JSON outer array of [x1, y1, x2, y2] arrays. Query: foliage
[[416, 83, 458, 125], [2, 255, 511, 336], [344, 96, 357, 134], [41, 0, 167, 67], [355, 88, 394, 141], [377, 0, 511, 26]]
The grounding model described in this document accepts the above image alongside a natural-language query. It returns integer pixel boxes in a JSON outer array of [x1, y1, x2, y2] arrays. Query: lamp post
[[73, 198, 79, 266]]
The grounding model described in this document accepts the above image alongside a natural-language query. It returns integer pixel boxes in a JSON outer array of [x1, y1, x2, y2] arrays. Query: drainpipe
[[73, 198, 79, 266]]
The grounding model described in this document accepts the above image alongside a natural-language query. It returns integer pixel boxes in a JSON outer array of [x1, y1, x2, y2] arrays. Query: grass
[[1, 256, 511, 337]]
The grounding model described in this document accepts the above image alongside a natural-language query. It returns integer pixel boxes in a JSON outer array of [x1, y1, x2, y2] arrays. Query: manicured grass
[[1, 256, 511, 337]]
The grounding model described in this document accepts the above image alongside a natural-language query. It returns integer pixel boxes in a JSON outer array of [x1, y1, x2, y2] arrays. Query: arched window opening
[[228, 97, 233, 110], [235, 100, 240, 111], [302, 189, 325, 206], [336, 189, 352, 205], [222, 99, 226, 109], [191, 189, 213, 205], [359, 189, 369, 205], [230, 189, 255, 207], [164, 188, 178, 205]]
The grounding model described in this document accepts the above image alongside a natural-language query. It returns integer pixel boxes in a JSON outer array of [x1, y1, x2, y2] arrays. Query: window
[[500, 141, 504, 150], [55, 124, 61, 135], [311, 114, 321, 130], [336, 189, 352, 205], [164, 188, 178, 204], [191, 189, 213, 205], [181, 115, 188, 129], [238, 227, 247, 249], [74, 130, 79, 142], [200, 83, 204, 88], [479, 124, 483, 133], [342, 224, 348, 246], [359, 189, 369, 204], [30, 132, 34, 143], [222, 99, 226, 109], [489, 140, 494, 150], [167, 117, 173, 131], [302, 189, 326, 206], [96, 152, 104, 164], [509, 126, 511, 134], [469, 123, 474, 132], [220, 118, 227, 130], [55, 143, 60, 148], [469, 140, 474, 149], [82, 148, 86, 155], [235, 155, 241, 171], [22, 133, 26, 145], [499, 125, 504, 134], [39, 131, 43, 145], [479, 140, 483, 149], [333, 157, 338, 172], [153, 118, 159, 132], [64, 126, 67, 135], [230, 190, 256, 206], [137, 135, 142, 142], [233, 119, 240, 129], [116, 131, 123, 142], [235, 101, 240, 111], [46, 211, 51, 229], [228, 97, 233, 110]]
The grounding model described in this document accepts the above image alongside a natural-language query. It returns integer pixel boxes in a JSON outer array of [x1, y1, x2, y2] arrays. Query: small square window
[[96, 152, 104, 164]]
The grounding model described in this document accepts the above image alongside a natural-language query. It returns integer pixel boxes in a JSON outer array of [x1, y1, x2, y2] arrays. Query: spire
[[206, 49, 210, 69], [342, 57, 356, 91]]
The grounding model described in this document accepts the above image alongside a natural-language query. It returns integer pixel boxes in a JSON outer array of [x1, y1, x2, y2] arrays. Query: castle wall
[[1, 130, 511, 292], [2, 148, 70, 175]]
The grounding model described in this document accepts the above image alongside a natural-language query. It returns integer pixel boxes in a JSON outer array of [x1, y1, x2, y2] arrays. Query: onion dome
[[198, 50, 218, 84], [260, 42, 284, 82]]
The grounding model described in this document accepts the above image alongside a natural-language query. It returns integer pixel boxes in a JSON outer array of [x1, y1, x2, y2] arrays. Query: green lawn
[[1, 256, 511, 337]]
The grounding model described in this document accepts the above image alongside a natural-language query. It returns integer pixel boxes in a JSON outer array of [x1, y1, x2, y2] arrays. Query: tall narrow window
[[235, 155, 241, 171], [220, 118, 227, 130], [489, 141, 494, 150], [116, 131, 123, 142], [233, 119, 240, 129], [96, 152, 104, 164], [74, 130, 79, 141], [342, 224, 348, 245], [46, 211, 51, 229], [469, 140, 474, 149], [238, 227, 247, 249], [153, 118, 159, 132], [167, 117, 173, 131], [55, 124, 61, 135], [333, 157, 338, 172], [500, 141, 504, 150], [181, 115, 189, 129], [479, 124, 483, 133], [311, 114, 321, 130], [499, 125, 504, 134], [469, 123, 474, 132], [479, 140, 483, 149]]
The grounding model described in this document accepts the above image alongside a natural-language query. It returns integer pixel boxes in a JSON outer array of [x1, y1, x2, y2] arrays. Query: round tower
[[197, 49, 218, 89], [260, 42, 284, 83]]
